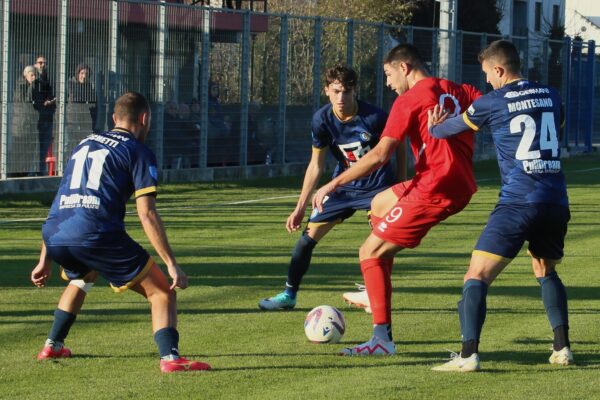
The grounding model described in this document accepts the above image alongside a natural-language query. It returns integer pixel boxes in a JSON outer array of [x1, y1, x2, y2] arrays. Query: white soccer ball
[[304, 305, 346, 343]]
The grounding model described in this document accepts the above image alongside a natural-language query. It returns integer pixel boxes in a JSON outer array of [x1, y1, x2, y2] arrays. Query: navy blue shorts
[[474, 202, 570, 261], [46, 233, 153, 292], [308, 187, 387, 223]]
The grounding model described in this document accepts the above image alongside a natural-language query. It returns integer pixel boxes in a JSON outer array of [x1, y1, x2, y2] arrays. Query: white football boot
[[432, 352, 480, 372], [339, 336, 396, 356], [549, 347, 574, 366], [342, 284, 371, 314]]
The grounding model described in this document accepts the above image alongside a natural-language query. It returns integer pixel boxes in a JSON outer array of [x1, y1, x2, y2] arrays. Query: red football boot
[[37, 345, 72, 360], [160, 357, 211, 373]]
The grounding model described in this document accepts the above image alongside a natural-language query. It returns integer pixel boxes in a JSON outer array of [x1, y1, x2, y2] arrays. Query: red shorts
[[371, 181, 472, 248]]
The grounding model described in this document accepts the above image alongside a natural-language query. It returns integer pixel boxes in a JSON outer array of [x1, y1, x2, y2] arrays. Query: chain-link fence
[[0, 0, 595, 180]]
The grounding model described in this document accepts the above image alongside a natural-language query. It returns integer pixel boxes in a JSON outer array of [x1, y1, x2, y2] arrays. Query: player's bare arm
[[312, 136, 399, 212], [287, 147, 327, 232], [136, 194, 188, 290], [31, 241, 53, 288]]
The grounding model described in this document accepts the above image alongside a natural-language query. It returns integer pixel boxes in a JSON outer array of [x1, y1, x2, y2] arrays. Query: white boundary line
[[0, 166, 597, 224]]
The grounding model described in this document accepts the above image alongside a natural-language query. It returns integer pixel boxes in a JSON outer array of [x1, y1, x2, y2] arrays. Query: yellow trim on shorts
[[135, 186, 157, 198], [110, 257, 155, 293], [463, 113, 480, 131], [527, 249, 563, 264], [60, 267, 97, 282], [472, 250, 512, 264]]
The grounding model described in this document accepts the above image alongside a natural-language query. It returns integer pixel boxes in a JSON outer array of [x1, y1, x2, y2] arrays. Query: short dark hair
[[478, 40, 521, 74], [114, 92, 150, 124], [325, 65, 357, 89], [384, 44, 423, 66]]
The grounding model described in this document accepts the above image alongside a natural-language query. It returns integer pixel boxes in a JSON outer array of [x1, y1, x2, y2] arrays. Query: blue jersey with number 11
[[463, 79, 568, 207], [43, 129, 158, 247]]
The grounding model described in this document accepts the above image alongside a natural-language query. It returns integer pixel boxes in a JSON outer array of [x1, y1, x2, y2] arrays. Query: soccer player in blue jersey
[[427, 40, 572, 371], [258, 65, 405, 310], [31, 92, 210, 373]]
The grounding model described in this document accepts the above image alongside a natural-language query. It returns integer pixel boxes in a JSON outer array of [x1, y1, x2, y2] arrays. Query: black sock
[[461, 340, 479, 358], [285, 234, 317, 296], [48, 309, 77, 343], [154, 327, 180, 358], [553, 325, 570, 351]]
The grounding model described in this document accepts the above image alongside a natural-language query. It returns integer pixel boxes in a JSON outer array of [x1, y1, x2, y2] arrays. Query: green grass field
[[0, 156, 599, 400]]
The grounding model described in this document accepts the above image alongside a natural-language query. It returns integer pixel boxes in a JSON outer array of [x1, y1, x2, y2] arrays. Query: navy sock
[[537, 272, 569, 350], [48, 309, 77, 343], [154, 327, 180, 358], [537, 272, 569, 329], [461, 279, 488, 343], [285, 234, 318, 297], [457, 298, 465, 339]]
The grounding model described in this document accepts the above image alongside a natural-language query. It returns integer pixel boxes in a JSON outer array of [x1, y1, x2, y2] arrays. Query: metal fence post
[[239, 10, 250, 166], [56, 0, 68, 174], [431, 28, 439, 77], [375, 23, 384, 109], [585, 40, 595, 152], [108, 0, 118, 131], [155, 0, 166, 170], [479, 33, 487, 92], [454, 30, 462, 83], [199, 7, 210, 169], [0, 0, 9, 179], [346, 19, 354, 67], [278, 15, 288, 164], [541, 38, 549, 84], [312, 17, 322, 112], [562, 36, 572, 148]]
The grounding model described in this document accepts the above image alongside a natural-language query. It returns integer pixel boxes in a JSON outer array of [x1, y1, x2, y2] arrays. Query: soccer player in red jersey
[[313, 44, 481, 355]]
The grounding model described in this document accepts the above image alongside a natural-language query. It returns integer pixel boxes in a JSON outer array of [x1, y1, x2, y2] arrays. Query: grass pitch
[[0, 156, 599, 400]]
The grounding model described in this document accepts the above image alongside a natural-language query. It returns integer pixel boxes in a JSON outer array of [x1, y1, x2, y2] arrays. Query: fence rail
[[0, 0, 596, 180]]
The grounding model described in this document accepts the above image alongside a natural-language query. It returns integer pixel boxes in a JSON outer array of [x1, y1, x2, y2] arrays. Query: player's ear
[[112, 113, 117, 125], [140, 112, 150, 127]]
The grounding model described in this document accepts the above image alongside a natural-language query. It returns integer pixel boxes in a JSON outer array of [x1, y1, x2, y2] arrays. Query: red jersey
[[382, 77, 481, 200]]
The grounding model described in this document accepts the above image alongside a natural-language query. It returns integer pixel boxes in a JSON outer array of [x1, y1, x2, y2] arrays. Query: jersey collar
[[112, 127, 135, 138]]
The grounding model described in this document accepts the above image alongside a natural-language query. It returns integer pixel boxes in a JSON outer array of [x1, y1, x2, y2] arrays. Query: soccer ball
[[304, 305, 346, 343]]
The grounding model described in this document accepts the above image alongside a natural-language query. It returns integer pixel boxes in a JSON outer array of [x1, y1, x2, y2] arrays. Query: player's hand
[[427, 104, 449, 130], [31, 263, 51, 288], [312, 182, 335, 213], [286, 208, 305, 232], [167, 264, 188, 290]]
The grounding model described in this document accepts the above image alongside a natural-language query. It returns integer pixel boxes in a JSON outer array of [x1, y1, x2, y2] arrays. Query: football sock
[[48, 309, 77, 345], [461, 340, 479, 358], [553, 325, 570, 351], [373, 324, 393, 342], [460, 279, 488, 343], [361, 258, 392, 325], [285, 234, 318, 297], [537, 271, 569, 331], [457, 298, 465, 340], [154, 327, 180, 359]]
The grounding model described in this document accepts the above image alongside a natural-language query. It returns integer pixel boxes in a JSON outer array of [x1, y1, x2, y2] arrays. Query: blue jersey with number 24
[[43, 128, 158, 247], [463, 79, 568, 207]]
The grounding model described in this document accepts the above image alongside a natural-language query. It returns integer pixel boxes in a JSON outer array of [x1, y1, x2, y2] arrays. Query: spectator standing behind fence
[[34, 55, 56, 175], [66, 63, 98, 155], [10, 66, 42, 176]]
